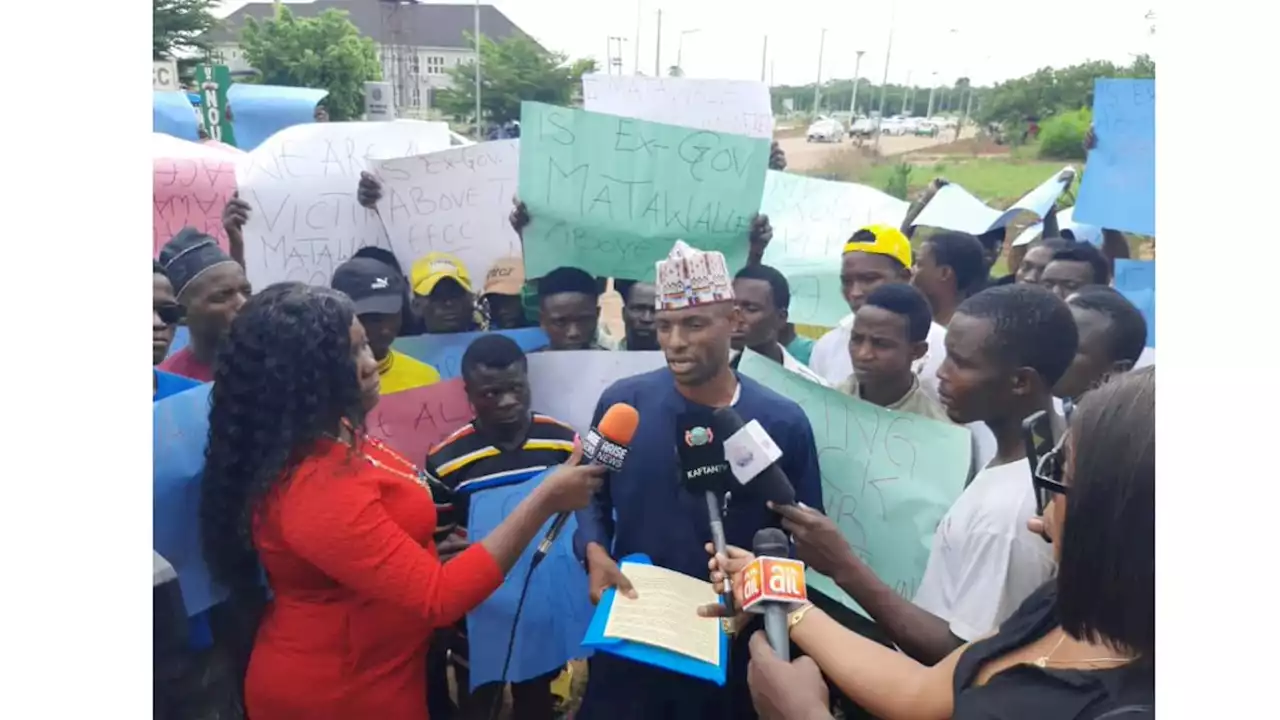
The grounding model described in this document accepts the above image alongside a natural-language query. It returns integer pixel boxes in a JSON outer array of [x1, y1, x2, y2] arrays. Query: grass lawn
[[858, 158, 1069, 207]]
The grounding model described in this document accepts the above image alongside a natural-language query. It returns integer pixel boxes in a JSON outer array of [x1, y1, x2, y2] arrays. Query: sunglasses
[[155, 302, 185, 326], [1032, 429, 1070, 515]]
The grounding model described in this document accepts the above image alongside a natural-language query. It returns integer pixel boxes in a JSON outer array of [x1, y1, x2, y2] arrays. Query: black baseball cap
[[331, 257, 406, 315]]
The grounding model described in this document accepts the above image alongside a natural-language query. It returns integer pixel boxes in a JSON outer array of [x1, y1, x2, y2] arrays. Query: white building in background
[[203, 0, 539, 114]]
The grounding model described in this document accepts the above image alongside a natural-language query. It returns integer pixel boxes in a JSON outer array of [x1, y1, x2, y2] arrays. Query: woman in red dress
[[199, 283, 603, 719]]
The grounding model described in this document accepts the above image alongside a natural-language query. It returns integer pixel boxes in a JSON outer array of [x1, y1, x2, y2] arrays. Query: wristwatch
[[788, 603, 816, 631]]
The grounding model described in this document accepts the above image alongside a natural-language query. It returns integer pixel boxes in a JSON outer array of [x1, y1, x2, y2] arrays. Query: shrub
[[1038, 108, 1093, 160], [884, 161, 912, 200]]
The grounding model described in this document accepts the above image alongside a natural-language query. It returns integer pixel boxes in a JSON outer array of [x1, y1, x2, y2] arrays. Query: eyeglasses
[[1032, 429, 1070, 515], [155, 302, 185, 326]]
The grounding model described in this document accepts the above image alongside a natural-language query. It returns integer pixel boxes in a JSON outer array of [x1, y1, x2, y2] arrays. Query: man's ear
[[910, 340, 929, 363], [1011, 366, 1037, 397]]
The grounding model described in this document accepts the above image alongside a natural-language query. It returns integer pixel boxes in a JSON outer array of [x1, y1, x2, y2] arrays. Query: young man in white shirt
[[909, 230, 989, 398], [809, 225, 914, 386], [730, 264, 827, 385], [771, 284, 1078, 665]]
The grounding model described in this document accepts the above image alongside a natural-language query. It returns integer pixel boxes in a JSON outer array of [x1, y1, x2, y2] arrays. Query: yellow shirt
[[378, 350, 442, 395]]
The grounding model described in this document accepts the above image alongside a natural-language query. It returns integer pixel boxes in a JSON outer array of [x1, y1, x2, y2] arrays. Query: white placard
[[582, 74, 775, 140], [235, 121, 451, 288], [527, 350, 668, 435], [373, 139, 520, 284], [760, 170, 910, 260], [912, 167, 1073, 235]]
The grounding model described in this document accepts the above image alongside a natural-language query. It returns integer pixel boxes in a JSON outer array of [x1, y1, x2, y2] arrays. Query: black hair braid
[[200, 283, 367, 597]]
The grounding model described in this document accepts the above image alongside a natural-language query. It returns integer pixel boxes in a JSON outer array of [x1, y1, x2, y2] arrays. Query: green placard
[[194, 64, 236, 146], [516, 101, 769, 281]]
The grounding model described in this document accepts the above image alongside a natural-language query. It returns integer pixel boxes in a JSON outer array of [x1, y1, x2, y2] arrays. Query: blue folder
[[580, 553, 730, 686]]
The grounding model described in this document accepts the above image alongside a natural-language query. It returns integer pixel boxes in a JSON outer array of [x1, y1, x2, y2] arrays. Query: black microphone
[[531, 403, 638, 569], [710, 407, 797, 507], [676, 410, 735, 596]]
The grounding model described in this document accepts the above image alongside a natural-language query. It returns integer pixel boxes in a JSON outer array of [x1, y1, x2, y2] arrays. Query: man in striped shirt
[[425, 333, 577, 720]]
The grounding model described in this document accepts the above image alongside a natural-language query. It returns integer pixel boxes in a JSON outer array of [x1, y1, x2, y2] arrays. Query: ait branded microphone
[[740, 528, 808, 661], [676, 410, 735, 595], [711, 407, 797, 507], [531, 403, 639, 568]]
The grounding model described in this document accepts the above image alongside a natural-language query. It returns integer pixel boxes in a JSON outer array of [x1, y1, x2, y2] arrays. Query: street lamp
[[849, 50, 866, 116], [676, 28, 701, 72]]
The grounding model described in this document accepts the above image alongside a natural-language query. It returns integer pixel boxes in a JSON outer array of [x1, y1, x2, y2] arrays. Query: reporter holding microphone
[[705, 369, 1155, 720], [198, 283, 606, 720]]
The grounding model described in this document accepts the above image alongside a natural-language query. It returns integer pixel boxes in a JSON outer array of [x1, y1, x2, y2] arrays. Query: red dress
[[245, 437, 504, 719]]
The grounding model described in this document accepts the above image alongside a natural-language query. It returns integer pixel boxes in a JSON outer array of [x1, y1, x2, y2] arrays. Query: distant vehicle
[[879, 118, 907, 136], [849, 117, 878, 137], [914, 121, 939, 137], [807, 116, 844, 143]]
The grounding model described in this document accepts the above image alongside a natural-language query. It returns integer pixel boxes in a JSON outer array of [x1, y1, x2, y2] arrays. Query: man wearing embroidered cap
[[156, 227, 252, 382], [808, 225, 915, 387], [410, 252, 481, 334], [574, 241, 822, 720]]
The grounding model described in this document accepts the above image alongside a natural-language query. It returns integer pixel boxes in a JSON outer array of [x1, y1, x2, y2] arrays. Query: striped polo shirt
[[424, 413, 577, 540]]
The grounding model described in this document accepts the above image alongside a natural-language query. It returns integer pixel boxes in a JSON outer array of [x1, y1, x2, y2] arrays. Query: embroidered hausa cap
[[159, 227, 237, 298], [655, 240, 734, 311], [410, 251, 473, 296]]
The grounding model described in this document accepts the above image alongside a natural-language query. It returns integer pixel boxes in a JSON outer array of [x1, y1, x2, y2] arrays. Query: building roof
[[205, 1, 538, 51]]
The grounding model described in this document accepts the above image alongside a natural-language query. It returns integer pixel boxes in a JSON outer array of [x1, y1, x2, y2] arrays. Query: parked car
[[914, 121, 939, 137], [849, 117, 877, 138], [807, 116, 845, 143]]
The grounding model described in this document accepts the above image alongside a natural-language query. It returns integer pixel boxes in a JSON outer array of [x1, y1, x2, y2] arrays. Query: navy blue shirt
[[573, 368, 822, 580]]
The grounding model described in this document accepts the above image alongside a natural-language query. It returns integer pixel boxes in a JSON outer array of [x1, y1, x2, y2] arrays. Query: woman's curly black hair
[[200, 282, 367, 597]]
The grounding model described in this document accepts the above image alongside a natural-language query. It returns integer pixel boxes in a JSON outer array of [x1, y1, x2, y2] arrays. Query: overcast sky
[[213, 0, 1156, 87]]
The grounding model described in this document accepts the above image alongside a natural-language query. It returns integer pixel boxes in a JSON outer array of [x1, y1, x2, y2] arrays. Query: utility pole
[[900, 70, 912, 115], [654, 9, 662, 76], [813, 28, 827, 114], [473, 0, 481, 137], [633, 0, 642, 74], [848, 50, 865, 116], [607, 36, 628, 75], [926, 70, 938, 117], [874, 2, 897, 151], [761, 36, 768, 83]]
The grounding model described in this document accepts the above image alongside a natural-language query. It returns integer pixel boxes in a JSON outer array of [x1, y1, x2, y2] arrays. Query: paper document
[[602, 562, 721, 666]]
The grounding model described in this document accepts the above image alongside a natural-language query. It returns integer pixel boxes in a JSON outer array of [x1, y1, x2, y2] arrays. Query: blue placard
[[154, 90, 201, 141], [465, 470, 595, 689], [1074, 79, 1155, 236], [153, 383, 226, 616], [393, 328, 549, 379], [581, 554, 729, 686], [227, 84, 330, 151], [1113, 259, 1155, 348]]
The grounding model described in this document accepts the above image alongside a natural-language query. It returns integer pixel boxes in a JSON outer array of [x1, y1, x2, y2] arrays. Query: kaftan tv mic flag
[[532, 403, 640, 567], [740, 528, 808, 661], [677, 410, 735, 595]]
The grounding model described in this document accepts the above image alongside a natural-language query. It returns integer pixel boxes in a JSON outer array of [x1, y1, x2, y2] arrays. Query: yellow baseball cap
[[842, 224, 912, 269], [410, 252, 473, 296]]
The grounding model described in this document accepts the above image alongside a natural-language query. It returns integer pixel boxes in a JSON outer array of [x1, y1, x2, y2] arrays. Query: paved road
[[778, 127, 976, 172]]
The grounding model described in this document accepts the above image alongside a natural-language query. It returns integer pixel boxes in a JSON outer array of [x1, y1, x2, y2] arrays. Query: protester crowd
[[153, 112, 1154, 720]]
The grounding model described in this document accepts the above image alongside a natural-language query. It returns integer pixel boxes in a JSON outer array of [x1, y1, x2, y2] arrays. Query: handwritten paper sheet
[[1113, 259, 1155, 348], [1073, 79, 1155, 236], [235, 121, 452, 288], [738, 350, 971, 618], [466, 469, 596, 688], [582, 74, 775, 140], [153, 133, 241, 255], [760, 171, 910, 326], [373, 139, 521, 285], [527, 350, 668, 434], [518, 101, 769, 281], [366, 379, 474, 463], [912, 167, 1073, 235], [603, 563, 721, 666]]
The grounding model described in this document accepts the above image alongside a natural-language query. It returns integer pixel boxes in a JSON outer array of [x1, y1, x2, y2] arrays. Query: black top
[[952, 583, 1154, 720]]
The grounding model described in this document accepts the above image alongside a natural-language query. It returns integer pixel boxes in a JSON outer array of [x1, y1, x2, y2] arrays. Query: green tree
[[154, 0, 218, 59], [975, 56, 1155, 129], [669, 66, 685, 77], [436, 34, 597, 125], [239, 5, 382, 121]]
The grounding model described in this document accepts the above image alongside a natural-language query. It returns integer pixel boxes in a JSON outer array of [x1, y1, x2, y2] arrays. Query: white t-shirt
[[913, 461, 1056, 641], [810, 316, 948, 397]]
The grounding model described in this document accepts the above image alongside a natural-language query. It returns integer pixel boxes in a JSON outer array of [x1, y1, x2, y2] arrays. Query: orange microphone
[[531, 403, 640, 567]]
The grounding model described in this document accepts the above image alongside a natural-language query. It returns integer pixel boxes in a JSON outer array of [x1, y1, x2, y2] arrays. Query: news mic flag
[[676, 410, 732, 495], [712, 407, 797, 506], [583, 426, 628, 472]]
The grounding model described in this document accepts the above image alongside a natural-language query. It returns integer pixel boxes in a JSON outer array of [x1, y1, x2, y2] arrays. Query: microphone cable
[[486, 551, 544, 720]]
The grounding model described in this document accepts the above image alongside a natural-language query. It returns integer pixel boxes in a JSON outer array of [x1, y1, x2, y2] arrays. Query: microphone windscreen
[[597, 403, 640, 446], [752, 527, 790, 558]]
